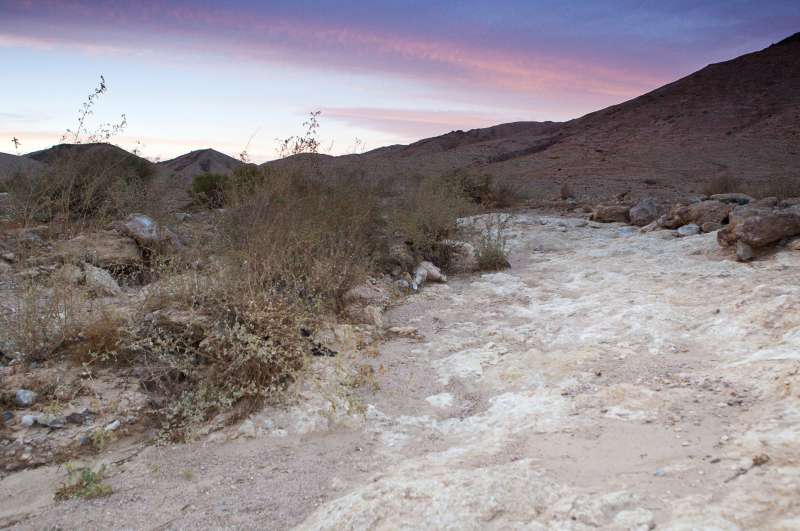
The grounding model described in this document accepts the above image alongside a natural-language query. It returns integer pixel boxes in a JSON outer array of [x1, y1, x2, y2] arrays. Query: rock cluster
[[592, 193, 800, 261]]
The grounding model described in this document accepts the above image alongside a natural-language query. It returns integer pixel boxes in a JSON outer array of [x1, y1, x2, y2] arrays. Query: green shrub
[[190, 172, 228, 207]]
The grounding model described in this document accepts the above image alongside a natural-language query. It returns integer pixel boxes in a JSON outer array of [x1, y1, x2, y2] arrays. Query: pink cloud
[[0, 1, 667, 104], [322, 107, 506, 138]]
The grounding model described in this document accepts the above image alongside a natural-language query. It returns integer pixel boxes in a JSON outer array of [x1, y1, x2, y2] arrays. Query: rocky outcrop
[[590, 205, 629, 223]]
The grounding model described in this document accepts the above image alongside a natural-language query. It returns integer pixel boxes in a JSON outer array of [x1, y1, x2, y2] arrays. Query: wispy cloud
[[322, 107, 506, 138]]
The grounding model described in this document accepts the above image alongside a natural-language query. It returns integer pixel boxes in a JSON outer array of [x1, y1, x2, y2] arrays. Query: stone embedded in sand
[[591, 205, 630, 223], [754, 197, 779, 208], [15, 389, 37, 407], [628, 198, 659, 226]]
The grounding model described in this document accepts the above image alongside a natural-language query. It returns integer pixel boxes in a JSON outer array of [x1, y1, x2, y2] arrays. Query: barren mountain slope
[[273, 33, 799, 200]]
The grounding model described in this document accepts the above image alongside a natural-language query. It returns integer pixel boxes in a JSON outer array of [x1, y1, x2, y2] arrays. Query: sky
[[1, 1, 798, 163]]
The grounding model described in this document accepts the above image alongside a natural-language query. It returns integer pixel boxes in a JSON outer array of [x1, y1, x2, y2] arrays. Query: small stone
[[677, 224, 701, 237], [104, 419, 121, 432], [174, 212, 192, 222], [0, 252, 15, 263], [654, 468, 666, 477], [2, 411, 13, 425], [238, 419, 257, 438], [65, 411, 88, 425], [36, 414, 65, 429], [15, 389, 38, 407], [20, 414, 36, 427]]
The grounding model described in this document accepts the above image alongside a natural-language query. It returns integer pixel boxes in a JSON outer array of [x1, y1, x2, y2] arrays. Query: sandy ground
[[3, 211, 800, 529]]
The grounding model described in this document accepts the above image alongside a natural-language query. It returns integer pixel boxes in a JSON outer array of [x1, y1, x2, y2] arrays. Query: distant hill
[[265, 32, 800, 201], [156, 149, 243, 207], [0, 152, 45, 180]]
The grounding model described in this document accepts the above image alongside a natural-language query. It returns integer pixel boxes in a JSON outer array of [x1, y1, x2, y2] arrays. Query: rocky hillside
[[157, 148, 241, 183], [267, 32, 800, 201]]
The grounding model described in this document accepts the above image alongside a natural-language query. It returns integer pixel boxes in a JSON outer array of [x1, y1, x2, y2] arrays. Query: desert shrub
[[7, 145, 156, 230], [391, 174, 476, 261], [476, 216, 510, 271], [119, 284, 310, 440], [55, 464, 112, 501], [190, 172, 228, 207], [0, 276, 86, 362], [560, 181, 575, 200], [747, 175, 800, 199], [442, 170, 525, 208], [221, 168, 385, 312], [702, 175, 741, 196]]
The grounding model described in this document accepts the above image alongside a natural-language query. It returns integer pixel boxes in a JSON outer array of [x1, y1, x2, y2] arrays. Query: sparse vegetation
[[54, 464, 112, 501], [702, 175, 741, 196], [476, 216, 510, 271], [190, 172, 228, 207]]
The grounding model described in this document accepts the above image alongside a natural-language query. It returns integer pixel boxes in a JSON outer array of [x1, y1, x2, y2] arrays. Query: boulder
[[628, 198, 659, 227], [786, 238, 800, 251], [56, 231, 141, 269], [710, 193, 754, 205], [343, 282, 390, 327], [717, 205, 771, 247], [83, 264, 122, 296], [412, 261, 447, 290], [55, 263, 85, 285], [733, 211, 800, 248], [677, 224, 700, 237], [117, 214, 182, 252], [437, 240, 478, 273], [15, 389, 37, 407], [661, 200, 733, 230], [688, 200, 733, 226], [590, 205, 629, 223]]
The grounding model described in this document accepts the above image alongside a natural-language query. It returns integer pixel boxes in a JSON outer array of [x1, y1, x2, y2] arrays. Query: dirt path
[[4, 211, 800, 529]]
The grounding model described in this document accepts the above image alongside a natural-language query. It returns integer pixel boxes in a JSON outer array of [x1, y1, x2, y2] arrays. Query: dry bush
[[559, 181, 575, 200], [6, 145, 156, 233], [746, 175, 800, 199], [476, 215, 511, 271], [0, 276, 86, 362], [391, 174, 476, 262], [702, 175, 741, 196], [220, 166, 385, 312]]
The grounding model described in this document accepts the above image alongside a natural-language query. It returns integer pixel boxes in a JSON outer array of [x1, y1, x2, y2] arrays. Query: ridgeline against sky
[[1, 0, 798, 162]]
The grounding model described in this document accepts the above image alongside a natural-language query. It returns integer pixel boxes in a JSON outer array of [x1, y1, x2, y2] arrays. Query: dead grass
[[702, 175, 741, 196]]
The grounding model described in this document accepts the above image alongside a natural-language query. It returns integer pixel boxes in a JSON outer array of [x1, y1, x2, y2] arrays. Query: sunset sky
[[1, 0, 798, 162]]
